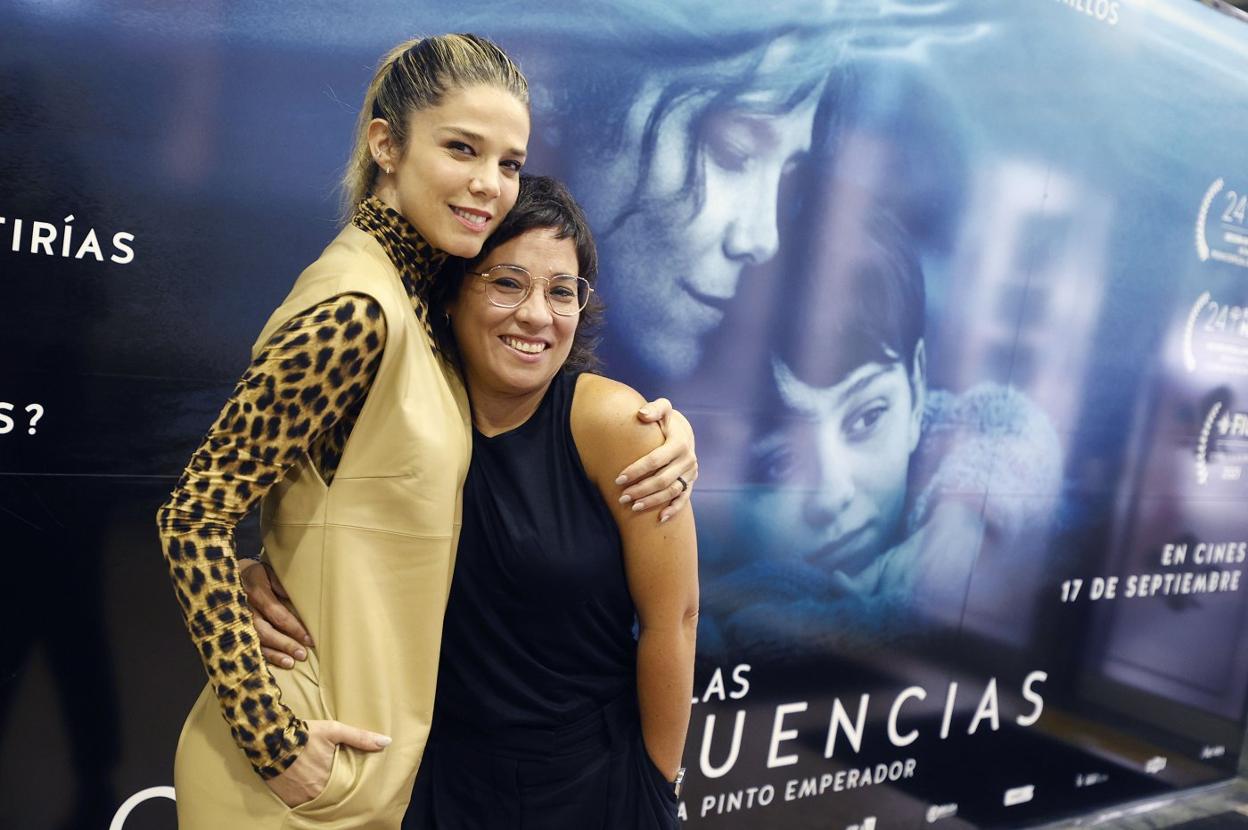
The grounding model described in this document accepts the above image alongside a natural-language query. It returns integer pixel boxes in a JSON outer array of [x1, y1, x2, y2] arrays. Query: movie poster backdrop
[[3, 1, 1248, 828]]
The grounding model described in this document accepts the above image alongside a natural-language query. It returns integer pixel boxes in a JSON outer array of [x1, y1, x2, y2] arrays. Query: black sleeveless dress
[[403, 371, 680, 830]]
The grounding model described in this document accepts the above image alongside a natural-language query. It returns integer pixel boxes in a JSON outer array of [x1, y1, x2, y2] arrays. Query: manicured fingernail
[[615, 474, 628, 485], [281, 656, 294, 668], [294, 648, 307, 661], [619, 494, 632, 505], [632, 501, 646, 511], [376, 735, 393, 748]]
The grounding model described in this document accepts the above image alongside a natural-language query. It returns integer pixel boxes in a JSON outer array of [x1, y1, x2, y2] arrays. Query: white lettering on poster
[[695, 671, 1048, 779], [767, 702, 807, 768], [1197, 179, 1248, 269], [1186, 294, 1248, 374], [1018, 672, 1047, 727], [0, 402, 45, 435], [700, 710, 746, 779], [1196, 402, 1248, 483], [826, 694, 869, 756], [783, 760, 917, 803], [689, 669, 1048, 821], [967, 678, 1000, 735], [699, 785, 775, 818], [887, 686, 926, 747], [1052, 0, 1120, 26], [1060, 538, 1247, 604], [0, 214, 135, 264], [110, 787, 176, 829], [693, 663, 751, 704], [700, 758, 919, 818]]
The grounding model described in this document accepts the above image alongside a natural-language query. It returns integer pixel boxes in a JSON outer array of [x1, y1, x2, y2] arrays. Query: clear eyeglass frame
[[468, 264, 593, 317]]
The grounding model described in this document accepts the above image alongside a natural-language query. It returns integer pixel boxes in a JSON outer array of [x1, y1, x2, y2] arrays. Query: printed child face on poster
[[691, 198, 1059, 657]]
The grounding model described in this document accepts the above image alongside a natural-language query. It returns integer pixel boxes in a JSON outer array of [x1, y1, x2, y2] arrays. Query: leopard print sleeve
[[156, 292, 386, 780]]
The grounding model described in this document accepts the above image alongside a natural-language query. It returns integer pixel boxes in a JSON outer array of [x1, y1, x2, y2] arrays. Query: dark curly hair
[[430, 174, 604, 374]]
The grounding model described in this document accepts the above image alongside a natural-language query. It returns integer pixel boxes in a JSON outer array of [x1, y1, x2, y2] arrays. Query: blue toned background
[[3, 1, 1248, 828]]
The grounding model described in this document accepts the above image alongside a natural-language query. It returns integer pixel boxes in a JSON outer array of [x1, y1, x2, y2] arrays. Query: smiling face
[[370, 84, 530, 258], [573, 44, 823, 380], [740, 352, 925, 577], [449, 228, 581, 416]]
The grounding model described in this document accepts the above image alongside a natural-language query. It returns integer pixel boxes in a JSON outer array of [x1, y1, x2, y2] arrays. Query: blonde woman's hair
[[341, 33, 529, 220]]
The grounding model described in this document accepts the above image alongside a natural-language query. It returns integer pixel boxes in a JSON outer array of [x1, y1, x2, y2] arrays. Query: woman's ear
[[907, 339, 927, 452], [367, 118, 398, 175]]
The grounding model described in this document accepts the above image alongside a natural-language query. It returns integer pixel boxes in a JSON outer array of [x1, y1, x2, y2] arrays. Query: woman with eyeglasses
[[157, 34, 697, 830], [402, 174, 696, 830]]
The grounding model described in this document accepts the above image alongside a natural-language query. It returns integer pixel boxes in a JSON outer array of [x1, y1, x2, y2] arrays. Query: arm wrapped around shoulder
[[570, 373, 699, 781]]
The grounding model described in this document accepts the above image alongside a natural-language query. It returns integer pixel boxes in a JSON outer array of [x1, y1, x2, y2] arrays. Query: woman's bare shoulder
[[573, 372, 647, 418], [570, 373, 662, 484]]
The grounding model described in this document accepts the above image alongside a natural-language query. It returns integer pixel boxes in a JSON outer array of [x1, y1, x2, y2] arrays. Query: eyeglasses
[[468, 264, 593, 316]]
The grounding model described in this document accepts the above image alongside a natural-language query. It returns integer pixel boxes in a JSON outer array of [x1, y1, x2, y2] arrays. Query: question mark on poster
[[0, 402, 46, 435], [25, 403, 43, 434]]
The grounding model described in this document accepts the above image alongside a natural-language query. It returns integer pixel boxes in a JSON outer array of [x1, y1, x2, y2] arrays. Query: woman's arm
[[572, 374, 699, 780], [249, 396, 701, 666], [155, 292, 389, 784]]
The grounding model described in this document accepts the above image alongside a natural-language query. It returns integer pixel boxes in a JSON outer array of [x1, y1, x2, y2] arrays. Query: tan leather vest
[[174, 223, 470, 829]]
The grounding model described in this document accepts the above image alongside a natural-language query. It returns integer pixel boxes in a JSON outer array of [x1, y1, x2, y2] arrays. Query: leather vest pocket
[[287, 743, 358, 818]]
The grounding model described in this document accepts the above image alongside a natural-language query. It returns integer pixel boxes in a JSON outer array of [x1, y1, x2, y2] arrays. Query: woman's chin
[[488, 361, 561, 397], [438, 237, 486, 259], [423, 222, 490, 258]]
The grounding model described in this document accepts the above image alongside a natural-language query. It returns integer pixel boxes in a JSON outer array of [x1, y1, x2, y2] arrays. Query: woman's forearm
[[157, 292, 384, 778], [636, 613, 698, 779], [569, 374, 701, 781], [157, 496, 307, 777]]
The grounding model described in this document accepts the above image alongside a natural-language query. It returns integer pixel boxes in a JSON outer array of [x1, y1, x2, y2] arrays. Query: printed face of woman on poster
[[557, 31, 834, 381]]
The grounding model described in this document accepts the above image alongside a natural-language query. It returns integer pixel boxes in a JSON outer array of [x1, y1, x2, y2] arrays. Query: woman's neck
[[467, 377, 555, 437], [351, 195, 446, 302]]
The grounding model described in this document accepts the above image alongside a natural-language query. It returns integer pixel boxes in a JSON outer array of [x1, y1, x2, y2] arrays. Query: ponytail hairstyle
[[341, 33, 529, 221]]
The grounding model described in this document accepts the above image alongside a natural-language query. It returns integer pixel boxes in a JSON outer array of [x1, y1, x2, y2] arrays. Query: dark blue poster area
[[3, 1, 1248, 829]]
